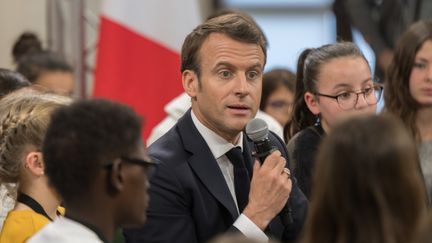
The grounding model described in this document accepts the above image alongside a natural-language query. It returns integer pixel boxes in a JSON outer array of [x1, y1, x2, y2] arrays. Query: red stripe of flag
[[93, 16, 183, 140]]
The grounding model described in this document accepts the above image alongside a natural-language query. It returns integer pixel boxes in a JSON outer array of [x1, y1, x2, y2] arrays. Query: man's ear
[[182, 70, 199, 99], [304, 91, 321, 115], [109, 159, 124, 193], [25, 152, 45, 177]]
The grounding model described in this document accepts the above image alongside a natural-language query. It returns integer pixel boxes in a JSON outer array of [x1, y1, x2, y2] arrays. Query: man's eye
[[219, 70, 232, 79], [246, 71, 259, 80]]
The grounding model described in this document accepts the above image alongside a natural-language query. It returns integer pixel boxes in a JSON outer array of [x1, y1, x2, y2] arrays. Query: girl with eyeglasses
[[384, 20, 432, 204], [285, 42, 382, 199], [260, 68, 296, 128]]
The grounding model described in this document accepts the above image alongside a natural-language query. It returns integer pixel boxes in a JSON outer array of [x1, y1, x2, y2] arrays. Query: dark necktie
[[225, 146, 250, 213]]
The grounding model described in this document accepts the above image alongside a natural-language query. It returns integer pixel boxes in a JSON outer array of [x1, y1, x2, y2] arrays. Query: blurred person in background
[[260, 68, 295, 128], [0, 68, 30, 99], [346, 0, 432, 80], [301, 114, 427, 243], [384, 20, 432, 203], [12, 32, 75, 96], [412, 211, 432, 243]]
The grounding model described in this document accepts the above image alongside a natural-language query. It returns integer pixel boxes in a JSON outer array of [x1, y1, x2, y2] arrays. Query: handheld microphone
[[245, 118, 293, 226]]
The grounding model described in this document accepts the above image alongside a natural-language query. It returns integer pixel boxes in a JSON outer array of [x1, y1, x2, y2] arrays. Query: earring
[[314, 116, 320, 126]]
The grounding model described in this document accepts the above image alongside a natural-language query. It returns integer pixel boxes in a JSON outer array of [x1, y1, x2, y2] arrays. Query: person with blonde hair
[[0, 88, 71, 242], [0, 68, 31, 229]]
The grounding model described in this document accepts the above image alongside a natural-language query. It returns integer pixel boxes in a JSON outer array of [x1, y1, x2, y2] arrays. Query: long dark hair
[[301, 114, 426, 243], [285, 42, 367, 141], [384, 20, 432, 141]]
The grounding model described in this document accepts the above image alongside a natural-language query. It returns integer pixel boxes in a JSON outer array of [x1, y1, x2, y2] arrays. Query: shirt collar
[[191, 110, 243, 160]]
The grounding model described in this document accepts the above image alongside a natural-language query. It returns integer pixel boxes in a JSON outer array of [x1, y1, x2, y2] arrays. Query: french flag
[[93, 0, 201, 140]]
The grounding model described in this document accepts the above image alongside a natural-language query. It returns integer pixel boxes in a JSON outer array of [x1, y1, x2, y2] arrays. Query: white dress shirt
[[191, 111, 268, 241]]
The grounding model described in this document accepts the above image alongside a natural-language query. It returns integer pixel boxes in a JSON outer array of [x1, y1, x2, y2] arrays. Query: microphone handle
[[255, 147, 278, 164]]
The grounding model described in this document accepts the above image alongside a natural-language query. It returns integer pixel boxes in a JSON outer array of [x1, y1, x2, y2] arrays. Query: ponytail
[[285, 48, 316, 141]]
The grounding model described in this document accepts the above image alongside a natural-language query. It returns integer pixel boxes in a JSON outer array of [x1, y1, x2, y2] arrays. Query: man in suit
[[124, 12, 308, 243]]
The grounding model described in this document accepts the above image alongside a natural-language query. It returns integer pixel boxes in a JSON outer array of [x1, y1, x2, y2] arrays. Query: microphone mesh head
[[245, 118, 269, 141]]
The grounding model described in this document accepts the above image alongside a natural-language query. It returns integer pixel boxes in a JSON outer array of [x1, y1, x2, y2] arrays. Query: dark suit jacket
[[124, 110, 308, 243]]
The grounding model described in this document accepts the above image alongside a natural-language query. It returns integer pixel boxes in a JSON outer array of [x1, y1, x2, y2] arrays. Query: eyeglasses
[[268, 100, 292, 109], [104, 156, 156, 169], [314, 84, 383, 110]]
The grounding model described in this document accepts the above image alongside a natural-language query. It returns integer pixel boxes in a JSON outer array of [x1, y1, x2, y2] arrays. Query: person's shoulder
[[0, 210, 49, 243], [292, 126, 323, 144], [5, 209, 49, 229], [27, 219, 60, 243], [28, 217, 103, 243]]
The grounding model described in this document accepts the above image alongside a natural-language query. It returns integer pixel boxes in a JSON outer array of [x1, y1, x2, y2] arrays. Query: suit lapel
[[178, 110, 239, 219]]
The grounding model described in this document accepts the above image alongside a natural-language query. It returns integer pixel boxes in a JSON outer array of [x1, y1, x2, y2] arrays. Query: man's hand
[[242, 150, 292, 230]]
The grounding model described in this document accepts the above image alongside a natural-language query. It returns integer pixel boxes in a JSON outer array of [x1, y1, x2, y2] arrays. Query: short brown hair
[[181, 12, 267, 77]]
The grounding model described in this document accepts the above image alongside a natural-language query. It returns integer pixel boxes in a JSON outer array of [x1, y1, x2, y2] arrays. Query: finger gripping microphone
[[245, 118, 293, 226]]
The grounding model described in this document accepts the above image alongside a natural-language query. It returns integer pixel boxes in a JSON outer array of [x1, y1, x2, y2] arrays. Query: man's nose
[[234, 73, 249, 96]]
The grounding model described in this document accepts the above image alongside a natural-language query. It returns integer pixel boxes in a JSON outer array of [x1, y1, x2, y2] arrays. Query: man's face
[[183, 33, 265, 143], [118, 141, 152, 226]]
